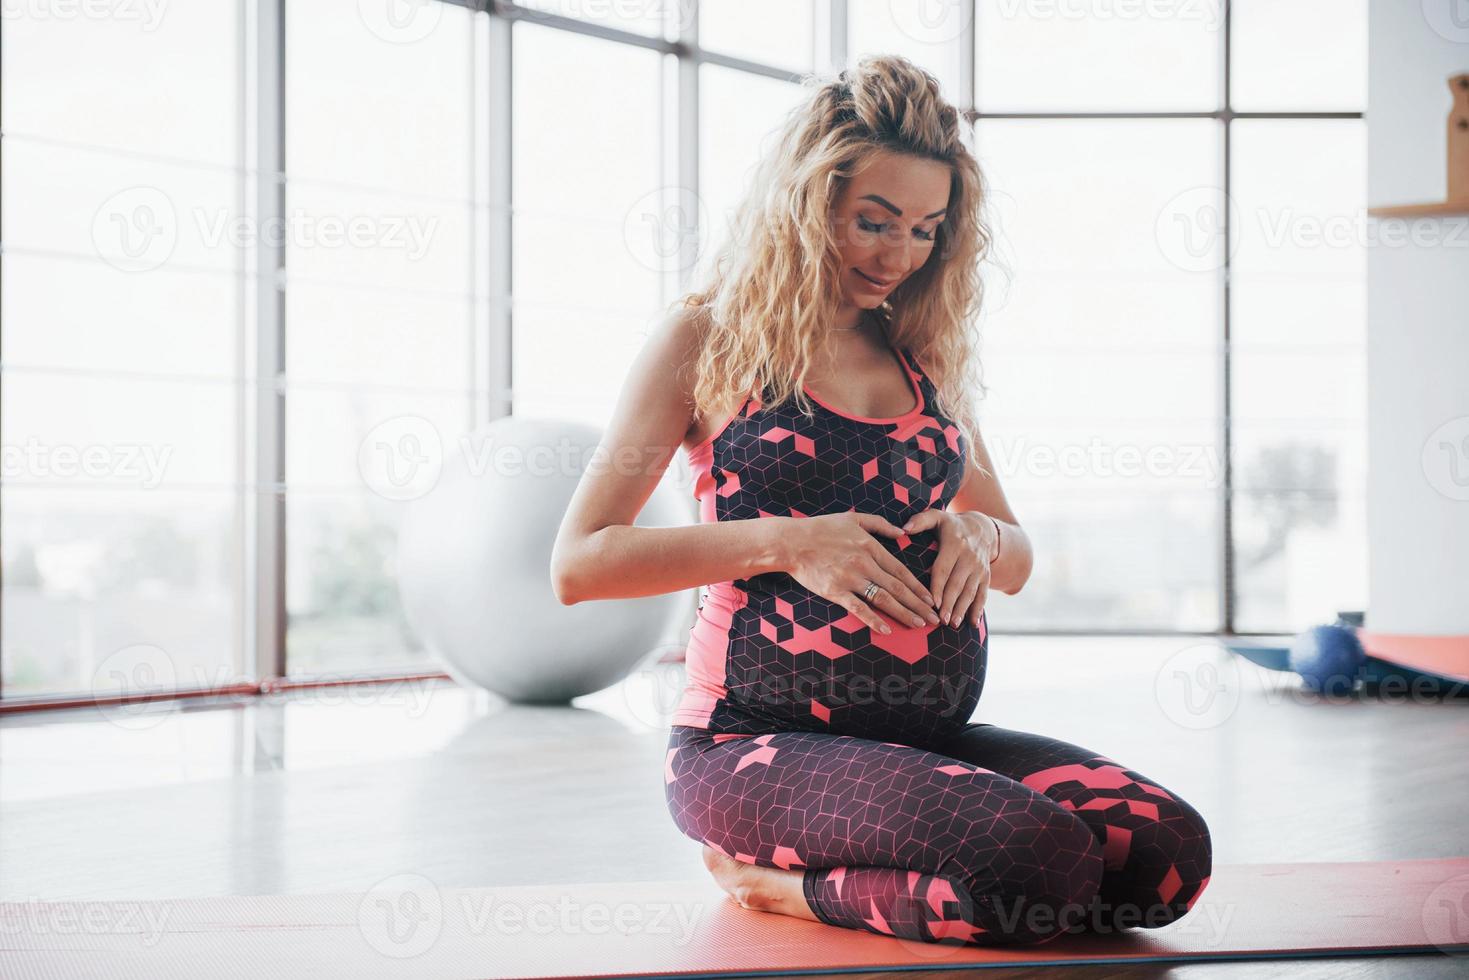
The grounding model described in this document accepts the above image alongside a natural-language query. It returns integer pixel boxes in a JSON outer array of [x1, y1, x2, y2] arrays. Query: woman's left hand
[[901, 509, 998, 628]]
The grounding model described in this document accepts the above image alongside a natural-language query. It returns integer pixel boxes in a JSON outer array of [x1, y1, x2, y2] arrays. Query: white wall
[[1365, 1, 1469, 634]]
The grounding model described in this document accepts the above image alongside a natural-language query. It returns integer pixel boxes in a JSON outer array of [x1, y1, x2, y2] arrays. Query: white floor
[[2, 635, 1466, 977]]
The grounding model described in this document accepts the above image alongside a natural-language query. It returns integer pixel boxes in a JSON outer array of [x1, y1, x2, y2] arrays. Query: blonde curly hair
[[675, 53, 995, 470]]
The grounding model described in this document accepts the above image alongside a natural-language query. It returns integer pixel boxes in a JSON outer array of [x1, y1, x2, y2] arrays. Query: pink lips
[[856, 269, 899, 289]]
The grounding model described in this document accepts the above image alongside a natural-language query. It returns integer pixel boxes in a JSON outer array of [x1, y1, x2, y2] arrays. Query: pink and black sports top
[[672, 342, 989, 745]]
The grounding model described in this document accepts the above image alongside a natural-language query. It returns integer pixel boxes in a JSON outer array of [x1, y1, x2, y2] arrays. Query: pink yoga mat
[[2, 858, 1466, 978]]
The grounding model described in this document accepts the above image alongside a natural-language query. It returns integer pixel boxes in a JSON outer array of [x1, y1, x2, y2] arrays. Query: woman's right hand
[[781, 513, 940, 634]]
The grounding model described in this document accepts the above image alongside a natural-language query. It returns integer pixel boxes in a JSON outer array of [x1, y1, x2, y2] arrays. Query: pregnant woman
[[551, 55, 1211, 947]]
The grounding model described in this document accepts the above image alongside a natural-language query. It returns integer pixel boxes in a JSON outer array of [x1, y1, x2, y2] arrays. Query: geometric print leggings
[[664, 722, 1213, 946]]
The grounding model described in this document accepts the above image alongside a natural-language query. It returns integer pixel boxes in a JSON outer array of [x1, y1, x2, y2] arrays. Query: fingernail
[[911, 615, 924, 627], [880, 624, 892, 635]]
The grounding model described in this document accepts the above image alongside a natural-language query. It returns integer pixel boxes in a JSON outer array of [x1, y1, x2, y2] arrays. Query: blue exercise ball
[[1288, 624, 1366, 696]]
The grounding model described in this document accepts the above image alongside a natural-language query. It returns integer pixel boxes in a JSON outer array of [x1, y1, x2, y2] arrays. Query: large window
[[972, 118, 1224, 630], [972, 0, 1367, 631], [1, 5, 243, 697], [509, 23, 665, 424], [283, 0, 480, 676], [0, 1, 1370, 703]]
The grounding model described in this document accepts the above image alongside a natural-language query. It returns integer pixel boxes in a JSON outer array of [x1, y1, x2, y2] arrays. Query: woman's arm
[[550, 308, 787, 604], [948, 425, 1033, 595]]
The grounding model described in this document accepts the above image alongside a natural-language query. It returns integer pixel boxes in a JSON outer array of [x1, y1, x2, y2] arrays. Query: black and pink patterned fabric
[[663, 343, 1212, 945]]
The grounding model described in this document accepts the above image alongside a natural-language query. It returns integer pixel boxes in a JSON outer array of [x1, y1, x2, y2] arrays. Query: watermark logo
[[358, 416, 445, 502], [358, 873, 444, 958], [1422, 415, 1469, 502], [887, 0, 973, 46], [1154, 640, 1241, 730], [93, 186, 178, 273], [1156, 186, 1238, 274], [91, 643, 180, 731], [617, 645, 693, 732], [356, 420, 690, 502], [88, 649, 445, 731], [1158, 186, 1469, 272], [357, 0, 443, 44], [623, 186, 706, 274], [355, 871, 708, 960], [1422, 0, 1469, 44], [1422, 872, 1469, 960], [92, 185, 440, 273]]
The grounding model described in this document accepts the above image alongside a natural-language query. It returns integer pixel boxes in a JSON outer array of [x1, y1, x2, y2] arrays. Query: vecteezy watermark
[[986, 433, 1222, 486], [359, 873, 443, 959], [91, 186, 441, 273], [194, 209, 439, 260], [357, 418, 690, 502], [495, 0, 688, 34], [91, 644, 181, 731], [356, 871, 707, 960], [887, 888, 1235, 958], [623, 186, 706, 275], [1248, 662, 1469, 707], [993, 891, 1233, 940], [745, 669, 975, 717], [356, 0, 442, 44], [1158, 187, 1469, 273], [1, 437, 173, 489], [985, 0, 1225, 31], [0, 0, 169, 30], [1422, 0, 1469, 44], [1183, 647, 1469, 712], [1154, 640, 1241, 731], [617, 645, 693, 732], [1422, 415, 1469, 502], [92, 186, 178, 273], [886, 0, 974, 46], [358, 416, 445, 502], [89, 645, 445, 730], [0, 899, 172, 948], [252, 674, 443, 718], [1422, 872, 1469, 960], [1155, 186, 1239, 275]]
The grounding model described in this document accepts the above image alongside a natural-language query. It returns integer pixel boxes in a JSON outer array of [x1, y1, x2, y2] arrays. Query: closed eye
[[859, 215, 936, 241]]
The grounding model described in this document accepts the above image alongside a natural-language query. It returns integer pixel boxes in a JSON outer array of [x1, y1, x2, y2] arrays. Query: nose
[[875, 230, 916, 277], [875, 244, 910, 279]]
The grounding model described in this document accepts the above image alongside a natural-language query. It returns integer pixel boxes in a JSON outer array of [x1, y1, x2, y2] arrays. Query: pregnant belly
[[725, 583, 989, 742]]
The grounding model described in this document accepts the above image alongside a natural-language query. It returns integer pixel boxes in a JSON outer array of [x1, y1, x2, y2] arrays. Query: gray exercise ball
[[397, 416, 693, 703]]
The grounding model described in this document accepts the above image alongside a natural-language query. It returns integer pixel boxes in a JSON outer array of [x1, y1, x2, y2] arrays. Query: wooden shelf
[[1367, 201, 1469, 218]]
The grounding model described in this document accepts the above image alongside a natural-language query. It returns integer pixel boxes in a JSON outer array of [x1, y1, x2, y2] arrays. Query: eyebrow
[[860, 194, 947, 219]]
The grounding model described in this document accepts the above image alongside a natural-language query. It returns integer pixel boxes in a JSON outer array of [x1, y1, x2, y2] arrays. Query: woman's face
[[832, 149, 951, 308]]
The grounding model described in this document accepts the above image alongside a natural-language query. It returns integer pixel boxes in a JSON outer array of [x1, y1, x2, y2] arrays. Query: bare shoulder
[[649, 302, 710, 393], [616, 303, 714, 449], [658, 305, 752, 449]]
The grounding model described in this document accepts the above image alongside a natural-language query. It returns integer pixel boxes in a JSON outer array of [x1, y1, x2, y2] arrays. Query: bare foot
[[702, 844, 820, 922]]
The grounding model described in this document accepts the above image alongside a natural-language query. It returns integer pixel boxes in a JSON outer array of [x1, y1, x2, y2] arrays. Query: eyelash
[[858, 215, 935, 241]]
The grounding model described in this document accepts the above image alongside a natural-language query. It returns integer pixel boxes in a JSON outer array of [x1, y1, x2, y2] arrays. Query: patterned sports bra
[[672, 342, 989, 745]]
